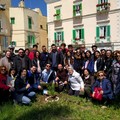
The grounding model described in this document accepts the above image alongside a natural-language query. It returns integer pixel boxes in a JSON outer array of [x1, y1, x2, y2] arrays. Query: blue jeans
[[22, 92, 35, 104]]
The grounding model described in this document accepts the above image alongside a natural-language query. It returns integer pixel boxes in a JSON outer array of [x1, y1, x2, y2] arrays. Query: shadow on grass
[[16, 102, 71, 120]]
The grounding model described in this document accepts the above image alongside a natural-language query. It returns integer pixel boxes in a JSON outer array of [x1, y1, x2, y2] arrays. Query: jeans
[[22, 91, 35, 104]]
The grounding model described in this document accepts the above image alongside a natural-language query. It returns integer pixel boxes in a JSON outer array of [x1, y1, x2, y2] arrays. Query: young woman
[[83, 69, 95, 99], [32, 51, 41, 73], [15, 68, 35, 104]]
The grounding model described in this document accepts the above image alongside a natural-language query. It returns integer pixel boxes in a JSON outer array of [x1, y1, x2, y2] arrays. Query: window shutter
[[62, 31, 64, 41], [72, 30, 76, 43], [54, 32, 57, 43], [73, 5, 76, 17], [32, 36, 35, 44], [96, 27, 100, 42], [97, 0, 101, 11], [106, 0, 108, 3], [56, 9, 60, 20], [81, 28, 84, 42], [80, 3, 82, 15], [107, 25, 110, 41]]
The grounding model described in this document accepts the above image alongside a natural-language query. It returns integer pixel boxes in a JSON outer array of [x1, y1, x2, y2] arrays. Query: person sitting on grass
[[27, 65, 42, 92], [83, 69, 95, 100], [92, 71, 114, 106], [0, 66, 14, 103], [68, 67, 84, 97], [55, 64, 68, 92], [15, 68, 35, 105], [40, 63, 56, 94]]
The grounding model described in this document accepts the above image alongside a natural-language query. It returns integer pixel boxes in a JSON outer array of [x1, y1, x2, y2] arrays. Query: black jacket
[[13, 55, 31, 73]]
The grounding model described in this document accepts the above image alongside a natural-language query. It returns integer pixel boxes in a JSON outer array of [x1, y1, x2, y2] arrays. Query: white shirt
[[68, 71, 84, 91]]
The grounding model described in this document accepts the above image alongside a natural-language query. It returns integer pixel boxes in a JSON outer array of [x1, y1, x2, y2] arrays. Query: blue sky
[[11, 0, 47, 16]]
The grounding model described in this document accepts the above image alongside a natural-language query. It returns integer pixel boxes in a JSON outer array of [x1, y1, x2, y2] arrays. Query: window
[[54, 8, 61, 20], [73, 3, 82, 17], [28, 35, 35, 48], [97, 0, 110, 12], [96, 25, 110, 42], [28, 17, 32, 29], [10, 41, 16, 46], [72, 28, 84, 43], [0, 20, 2, 32], [54, 31, 64, 46], [40, 25, 43, 29], [11, 17, 15, 24]]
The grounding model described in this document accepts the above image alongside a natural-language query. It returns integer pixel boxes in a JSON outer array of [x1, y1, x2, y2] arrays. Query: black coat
[[96, 58, 105, 71], [15, 76, 28, 102], [48, 51, 63, 67], [13, 55, 31, 73]]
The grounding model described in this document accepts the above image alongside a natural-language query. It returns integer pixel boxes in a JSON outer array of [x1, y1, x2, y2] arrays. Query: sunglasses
[[46, 65, 51, 67], [99, 74, 104, 77], [1, 69, 6, 71]]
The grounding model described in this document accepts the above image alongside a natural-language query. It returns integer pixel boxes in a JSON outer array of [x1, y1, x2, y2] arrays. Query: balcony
[[0, 4, 6, 11], [96, 2, 110, 13], [44, 0, 60, 4]]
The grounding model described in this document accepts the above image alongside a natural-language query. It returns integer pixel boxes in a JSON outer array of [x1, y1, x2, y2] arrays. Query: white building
[[45, 0, 120, 50]]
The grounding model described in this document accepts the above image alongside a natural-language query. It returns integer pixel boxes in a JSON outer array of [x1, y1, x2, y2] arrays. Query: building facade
[[10, 1, 48, 52], [0, 0, 11, 52], [45, 0, 120, 50]]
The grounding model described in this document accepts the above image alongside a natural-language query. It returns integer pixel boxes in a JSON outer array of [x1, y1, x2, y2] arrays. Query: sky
[[11, 0, 47, 16]]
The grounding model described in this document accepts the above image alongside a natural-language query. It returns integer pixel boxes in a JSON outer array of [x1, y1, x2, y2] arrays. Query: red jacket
[[0, 74, 10, 90]]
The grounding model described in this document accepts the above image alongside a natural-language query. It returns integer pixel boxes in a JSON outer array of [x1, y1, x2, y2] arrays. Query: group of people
[[0, 43, 120, 106]]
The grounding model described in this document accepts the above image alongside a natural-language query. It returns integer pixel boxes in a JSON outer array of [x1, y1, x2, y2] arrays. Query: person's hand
[[55, 77, 59, 81], [92, 92, 95, 97], [64, 81, 67, 85], [38, 85, 42, 90], [9, 87, 15, 92], [26, 84, 30, 89], [100, 90, 103, 94], [80, 88, 84, 92]]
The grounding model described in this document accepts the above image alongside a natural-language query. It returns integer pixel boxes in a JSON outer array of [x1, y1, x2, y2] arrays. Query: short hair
[[51, 44, 56, 47], [33, 44, 38, 48], [61, 43, 66, 47], [68, 44, 73, 48], [18, 48, 24, 52], [91, 45, 97, 48]]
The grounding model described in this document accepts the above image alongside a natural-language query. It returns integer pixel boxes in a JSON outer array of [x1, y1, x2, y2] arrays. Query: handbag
[[92, 87, 103, 101]]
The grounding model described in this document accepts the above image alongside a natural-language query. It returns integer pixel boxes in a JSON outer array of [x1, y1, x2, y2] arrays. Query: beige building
[[0, 0, 11, 52], [45, 0, 120, 50], [10, 1, 47, 52]]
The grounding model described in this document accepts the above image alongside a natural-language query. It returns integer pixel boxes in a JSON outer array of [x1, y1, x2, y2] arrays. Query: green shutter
[[97, 0, 101, 11], [72, 30, 76, 43], [32, 36, 35, 44], [106, 0, 108, 3], [107, 25, 110, 41], [81, 28, 84, 42], [96, 27, 100, 42], [54, 32, 57, 43], [62, 31, 64, 41], [80, 4, 82, 15], [73, 5, 76, 17], [56, 9, 60, 20], [11, 18, 15, 24]]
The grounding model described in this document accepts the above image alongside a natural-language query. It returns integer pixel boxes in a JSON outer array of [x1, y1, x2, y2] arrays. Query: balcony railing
[[53, 14, 61, 21], [96, 2, 110, 13]]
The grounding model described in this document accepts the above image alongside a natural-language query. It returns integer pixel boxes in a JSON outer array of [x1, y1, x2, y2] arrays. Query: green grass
[[0, 93, 120, 120]]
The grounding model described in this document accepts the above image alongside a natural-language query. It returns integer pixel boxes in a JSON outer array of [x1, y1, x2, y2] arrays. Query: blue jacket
[[84, 59, 94, 74], [92, 78, 114, 99]]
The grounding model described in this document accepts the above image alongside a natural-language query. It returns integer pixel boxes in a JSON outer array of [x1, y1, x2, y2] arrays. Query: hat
[[8, 45, 15, 49]]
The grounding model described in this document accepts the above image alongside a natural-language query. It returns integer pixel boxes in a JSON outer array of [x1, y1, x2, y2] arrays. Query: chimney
[[18, 0, 25, 8]]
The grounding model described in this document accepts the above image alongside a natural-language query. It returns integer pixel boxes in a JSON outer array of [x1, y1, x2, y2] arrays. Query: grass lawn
[[0, 93, 120, 120]]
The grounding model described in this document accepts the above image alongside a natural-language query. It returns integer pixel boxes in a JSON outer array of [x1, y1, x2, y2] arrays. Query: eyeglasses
[[99, 74, 104, 77], [117, 56, 120, 58], [1, 69, 6, 71], [46, 65, 51, 67]]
